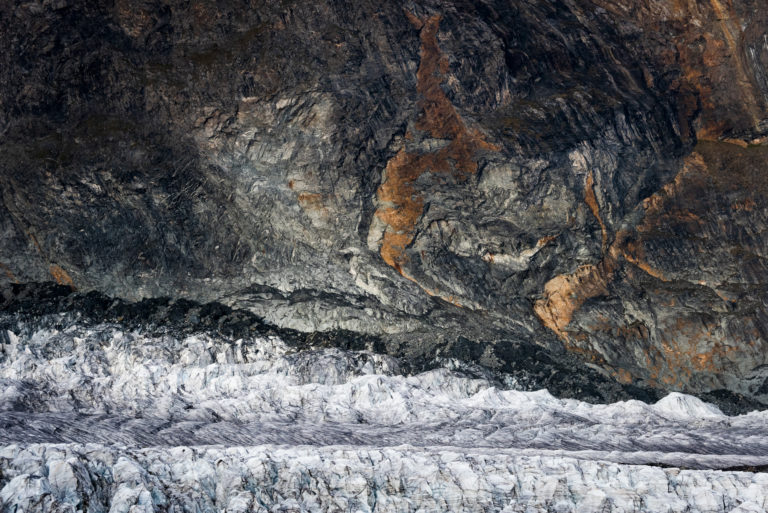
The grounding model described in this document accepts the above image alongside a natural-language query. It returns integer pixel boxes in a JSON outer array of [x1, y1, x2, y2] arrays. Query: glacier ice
[[1, 321, 768, 511], [3, 443, 768, 513]]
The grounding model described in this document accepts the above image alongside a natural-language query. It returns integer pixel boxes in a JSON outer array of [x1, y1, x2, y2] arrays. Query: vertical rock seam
[[373, 13, 498, 286]]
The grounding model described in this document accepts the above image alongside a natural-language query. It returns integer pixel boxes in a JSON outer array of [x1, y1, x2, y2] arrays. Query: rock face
[[1, 0, 768, 405]]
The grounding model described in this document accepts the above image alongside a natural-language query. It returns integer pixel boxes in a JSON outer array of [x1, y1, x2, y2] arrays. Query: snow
[[654, 392, 727, 419]]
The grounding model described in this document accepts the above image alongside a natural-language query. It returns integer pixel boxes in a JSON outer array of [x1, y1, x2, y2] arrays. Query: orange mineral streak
[[621, 237, 669, 282], [374, 13, 498, 295], [584, 172, 607, 252], [376, 147, 426, 272], [594, 0, 765, 140], [633, 146, 767, 386], [613, 368, 633, 385], [404, 9, 424, 30], [27, 232, 44, 256], [539, 145, 767, 387], [49, 264, 75, 290], [707, 0, 740, 58], [671, 0, 762, 138], [297, 192, 325, 211], [731, 197, 756, 212], [535, 171, 671, 341], [418, 283, 463, 308], [533, 172, 618, 340], [537, 235, 557, 247], [533, 261, 614, 340]]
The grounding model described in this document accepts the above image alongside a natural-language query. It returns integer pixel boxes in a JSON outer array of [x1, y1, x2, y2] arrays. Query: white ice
[[1, 322, 767, 511]]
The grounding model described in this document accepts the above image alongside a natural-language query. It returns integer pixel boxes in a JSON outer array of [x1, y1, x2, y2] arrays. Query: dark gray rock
[[1, 0, 767, 407]]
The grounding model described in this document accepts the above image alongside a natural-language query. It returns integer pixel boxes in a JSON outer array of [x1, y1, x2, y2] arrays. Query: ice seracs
[[1, 321, 768, 511], [2, 444, 768, 513]]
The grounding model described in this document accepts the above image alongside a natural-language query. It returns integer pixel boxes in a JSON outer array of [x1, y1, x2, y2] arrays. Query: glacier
[[1, 319, 768, 512]]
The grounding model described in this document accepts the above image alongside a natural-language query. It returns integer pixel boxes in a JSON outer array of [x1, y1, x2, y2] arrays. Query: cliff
[[1, 0, 767, 407]]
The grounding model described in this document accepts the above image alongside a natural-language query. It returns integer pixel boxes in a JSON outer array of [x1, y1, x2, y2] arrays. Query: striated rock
[[0, 0, 767, 406]]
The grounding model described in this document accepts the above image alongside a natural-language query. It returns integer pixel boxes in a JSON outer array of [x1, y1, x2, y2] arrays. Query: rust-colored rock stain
[[613, 368, 633, 385], [28, 232, 44, 256], [535, 171, 672, 341], [533, 262, 613, 340], [533, 172, 618, 340], [539, 141, 768, 387], [373, 13, 498, 297], [632, 143, 767, 387], [584, 172, 607, 252], [49, 264, 75, 290], [593, 0, 766, 141], [642, 317, 747, 388], [297, 192, 325, 211]]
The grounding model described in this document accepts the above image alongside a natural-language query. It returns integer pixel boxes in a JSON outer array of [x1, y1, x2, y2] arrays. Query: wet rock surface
[[1, 0, 768, 409]]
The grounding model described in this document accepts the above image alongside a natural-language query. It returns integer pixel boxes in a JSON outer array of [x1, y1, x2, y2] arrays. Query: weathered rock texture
[[1, 0, 767, 405]]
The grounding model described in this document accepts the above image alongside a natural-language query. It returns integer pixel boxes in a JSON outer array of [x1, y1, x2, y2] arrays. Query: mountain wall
[[1, 0, 768, 405]]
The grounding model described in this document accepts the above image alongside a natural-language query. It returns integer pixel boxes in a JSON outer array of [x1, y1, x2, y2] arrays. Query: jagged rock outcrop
[[1, 0, 767, 405]]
